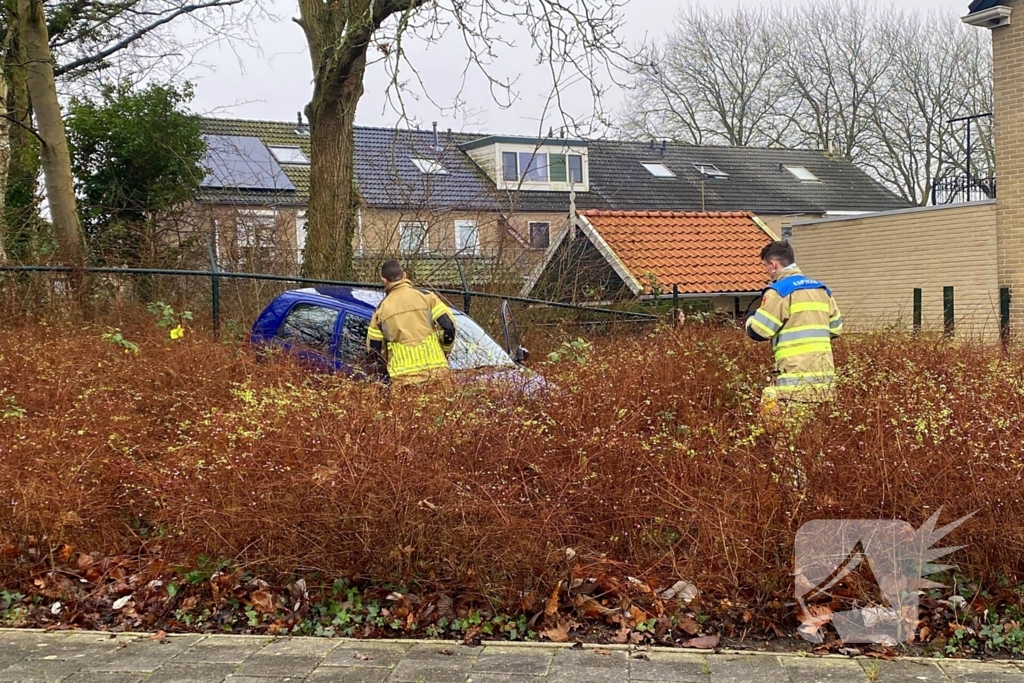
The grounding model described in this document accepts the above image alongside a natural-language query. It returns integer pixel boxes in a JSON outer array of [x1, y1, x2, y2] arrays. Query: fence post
[[1001, 287, 1011, 346], [943, 286, 955, 337], [672, 284, 679, 326], [206, 237, 221, 336], [913, 288, 922, 334], [454, 257, 470, 314]]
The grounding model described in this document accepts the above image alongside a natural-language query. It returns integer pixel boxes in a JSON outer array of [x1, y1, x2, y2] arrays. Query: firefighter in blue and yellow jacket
[[746, 241, 843, 411], [366, 260, 456, 388]]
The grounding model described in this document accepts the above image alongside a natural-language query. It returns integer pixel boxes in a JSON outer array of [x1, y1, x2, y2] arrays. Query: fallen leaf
[[56, 544, 74, 564], [797, 605, 833, 643], [677, 616, 700, 635], [573, 594, 615, 619], [682, 634, 720, 649], [660, 580, 699, 604], [437, 649, 453, 656], [541, 621, 571, 643], [50, 602, 62, 616], [76, 554, 94, 570], [149, 630, 167, 642], [544, 580, 563, 617], [112, 595, 132, 611], [610, 624, 631, 644], [838, 647, 862, 657], [593, 648, 612, 656], [354, 653, 372, 661], [919, 626, 932, 642], [250, 590, 275, 615], [742, 610, 754, 624]]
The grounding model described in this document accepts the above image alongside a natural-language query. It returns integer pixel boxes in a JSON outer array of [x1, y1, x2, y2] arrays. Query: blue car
[[250, 287, 544, 391]]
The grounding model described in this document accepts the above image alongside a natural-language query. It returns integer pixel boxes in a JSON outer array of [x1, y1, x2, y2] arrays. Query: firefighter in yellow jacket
[[366, 260, 457, 387], [746, 241, 843, 413]]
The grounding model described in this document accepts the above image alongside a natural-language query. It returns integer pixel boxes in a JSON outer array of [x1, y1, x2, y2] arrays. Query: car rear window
[[277, 304, 339, 355]]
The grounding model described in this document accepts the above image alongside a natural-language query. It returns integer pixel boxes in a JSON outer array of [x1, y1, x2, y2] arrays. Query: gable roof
[[198, 118, 908, 216], [536, 210, 774, 296]]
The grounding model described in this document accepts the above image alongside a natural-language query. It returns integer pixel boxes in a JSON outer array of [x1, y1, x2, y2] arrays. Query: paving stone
[[465, 675, 549, 683], [629, 652, 710, 682], [233, 655, 320, 678], [938, 660, 1024, 683], [707, 654, 787, 683], [321, 643, 409, 669], [403, 644, 479, 661], [472, 647, 552, 675], [783, 657, 868, 683], [860, 659, 950, 683], [146, 662, 238, 683], [256, 638, 341, 658], [546, 666, 625, 683], [388, 658, 473, 683], [84, 636, 204, 673], [307, 667, 392, 683], [175, 641, 268, 664], [0, 630, 70, 664], [224, 677, 308, 683], [550, 648, 629, 669], [0, 657, 88, 682], [64, 673, 144, 683]]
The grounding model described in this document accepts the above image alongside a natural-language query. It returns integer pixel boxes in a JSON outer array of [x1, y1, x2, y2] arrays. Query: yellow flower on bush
[[170, 325, 185, 341]]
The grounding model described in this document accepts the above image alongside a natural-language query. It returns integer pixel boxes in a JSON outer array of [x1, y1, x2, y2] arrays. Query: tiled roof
[[198, 118, 908, 216], [578, 210, 773, 295]]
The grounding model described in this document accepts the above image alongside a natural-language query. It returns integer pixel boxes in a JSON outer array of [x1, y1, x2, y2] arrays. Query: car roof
[[279, 287, 465, 316]]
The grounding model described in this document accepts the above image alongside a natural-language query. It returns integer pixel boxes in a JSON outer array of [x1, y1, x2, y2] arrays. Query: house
[[525, 210, 774, 314], [193, 117, 907, 291], [788, 0, 1017, 341]]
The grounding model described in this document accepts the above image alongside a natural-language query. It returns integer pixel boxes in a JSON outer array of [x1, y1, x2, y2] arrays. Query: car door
[[273, 302, 343, 372], [335, 310, 380, 380]]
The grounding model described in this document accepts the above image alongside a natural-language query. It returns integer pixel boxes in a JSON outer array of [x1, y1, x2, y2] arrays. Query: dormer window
[[693, 163, 728, 179], [465, 136, 588, 192], [412, 158, 447, 174], [269, 146, 310, 165], [502, 151, 549, 183]]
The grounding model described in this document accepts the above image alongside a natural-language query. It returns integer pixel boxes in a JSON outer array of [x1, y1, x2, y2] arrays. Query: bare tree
[[620, 0, 994, 206], [295, 0, 632, 281]]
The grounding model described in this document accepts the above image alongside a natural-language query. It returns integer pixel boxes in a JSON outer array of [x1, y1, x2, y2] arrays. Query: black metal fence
[[930, 174, 996, 205]]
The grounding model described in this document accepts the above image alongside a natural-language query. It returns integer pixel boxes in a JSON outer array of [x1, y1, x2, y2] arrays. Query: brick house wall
[[791, 202, 999, 339]]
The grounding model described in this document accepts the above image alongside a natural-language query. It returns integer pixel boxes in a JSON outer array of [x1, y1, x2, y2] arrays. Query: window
[[237, 209, 277, 248], [529, 222, 550, 250], [268, 146, 310, 165], [412, 158, 447, 174], [277, 304, 339, 355], [642, 162, 675, 178], [448, 313, 515, 371], [455, 220, 480, 255], [692, 163, 729, 179], [295, 211, 307, 265], [568, 154, 584, 184], [338, 314, 371, 368], [786, 165, 819, 182], [519, 152, 548, 182], [502, 152, 519, 181], [399, 221, 429, 253]]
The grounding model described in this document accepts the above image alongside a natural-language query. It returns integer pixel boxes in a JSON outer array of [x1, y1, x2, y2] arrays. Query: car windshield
[[449, 313, 516, 370]]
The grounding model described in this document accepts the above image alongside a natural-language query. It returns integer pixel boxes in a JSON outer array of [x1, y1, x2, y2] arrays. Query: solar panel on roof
[[201, 135, 296, 191]]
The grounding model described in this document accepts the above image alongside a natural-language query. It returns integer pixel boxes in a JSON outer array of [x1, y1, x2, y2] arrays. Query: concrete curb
[[2, 627, 1021, 666]]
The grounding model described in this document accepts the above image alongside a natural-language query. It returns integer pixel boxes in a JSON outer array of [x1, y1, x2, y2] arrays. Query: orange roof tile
[[578, 210, 773, 295]]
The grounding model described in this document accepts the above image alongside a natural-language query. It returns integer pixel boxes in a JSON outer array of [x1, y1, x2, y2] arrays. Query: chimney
[[660, 140, 667, 157], [548, 127, 554, 138], [432, 121, 438, 149], [447, 127, 452, 144]]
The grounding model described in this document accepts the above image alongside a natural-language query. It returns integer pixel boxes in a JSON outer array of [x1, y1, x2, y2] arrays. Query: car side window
[[277, 304, 339, 355], [338, 314, 370, 366]]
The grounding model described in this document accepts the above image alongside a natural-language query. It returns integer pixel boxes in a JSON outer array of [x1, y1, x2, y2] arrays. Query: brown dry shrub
[[1, 320, 1022, 610]]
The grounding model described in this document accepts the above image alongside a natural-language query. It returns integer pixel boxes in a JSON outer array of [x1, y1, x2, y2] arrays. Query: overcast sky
[[183, 0, 977, 136]]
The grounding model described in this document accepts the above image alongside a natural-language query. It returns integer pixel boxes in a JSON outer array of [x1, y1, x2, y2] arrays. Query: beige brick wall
[[993, 0, 1024, 335], [791, 203, 1000, 340]]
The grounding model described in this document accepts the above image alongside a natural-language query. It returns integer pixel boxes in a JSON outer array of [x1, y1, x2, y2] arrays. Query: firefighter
[[366, 260, 457, 388], [746, 241, 843, 421]]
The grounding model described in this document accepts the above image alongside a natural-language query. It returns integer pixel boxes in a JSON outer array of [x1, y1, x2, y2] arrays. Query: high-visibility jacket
[[366, 279, 455, 379], [746, 267, 843, 402]]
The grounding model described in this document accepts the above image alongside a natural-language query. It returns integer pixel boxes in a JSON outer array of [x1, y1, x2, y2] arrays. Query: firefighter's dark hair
[[381, 260, 405, 282], [760, 241, 795, 266]]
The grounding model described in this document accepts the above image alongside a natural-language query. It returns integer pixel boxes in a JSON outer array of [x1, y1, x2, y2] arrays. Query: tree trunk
[[19, 0, 84, 267], [301, 61, 365, 281], [3, 0, 40, 263], [0, 52, 9, 264]]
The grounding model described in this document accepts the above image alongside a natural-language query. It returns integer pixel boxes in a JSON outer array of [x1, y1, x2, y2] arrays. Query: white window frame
[[528, 221, 551, 250], [495, 144, 589, 192], [786, 165, 819, 182], [412, 158, 448, 175], [693, 163, 729, 179], [568, 154, 584, 184], [642, 162, 676, 178], [268, 146, 310, 165], [237, 209, 277, 248], [455, 220, 480, 255], [295, 210, 307, 264], [399, 221, 429, 254]]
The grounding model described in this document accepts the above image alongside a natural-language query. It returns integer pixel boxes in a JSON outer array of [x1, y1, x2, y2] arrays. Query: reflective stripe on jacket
[[367, 280, 454, 378], [746, 267, 843, 402]]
